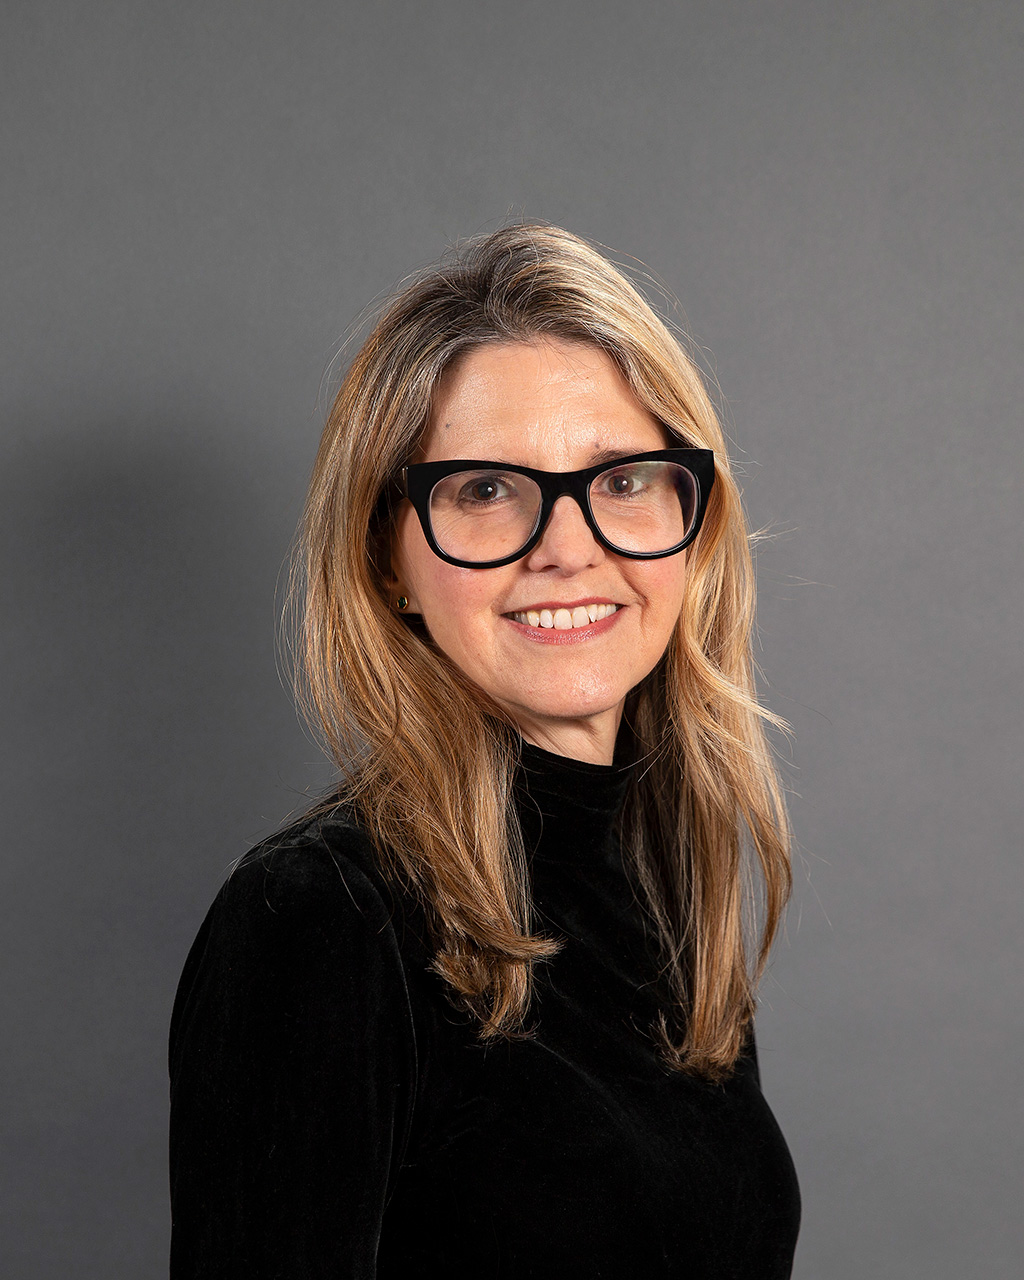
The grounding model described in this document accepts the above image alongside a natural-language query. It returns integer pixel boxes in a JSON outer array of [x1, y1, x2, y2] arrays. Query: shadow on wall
[[3, 402, 330, 886], [2, 408, 320, 1277]]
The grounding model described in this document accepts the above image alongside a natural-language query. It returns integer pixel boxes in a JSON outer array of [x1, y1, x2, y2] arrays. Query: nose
[[524, 493, 605, 575]]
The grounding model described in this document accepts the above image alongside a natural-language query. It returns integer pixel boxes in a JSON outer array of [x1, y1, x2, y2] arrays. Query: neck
[[512, 704, 624, 766], [514, 732, 636, 869]]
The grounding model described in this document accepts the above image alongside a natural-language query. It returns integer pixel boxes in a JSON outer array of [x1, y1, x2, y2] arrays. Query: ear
[[386, 535, 423, 615], [386, 487, 431, 616], [382, 565, 422, 615], [389, 581, 422, 615]]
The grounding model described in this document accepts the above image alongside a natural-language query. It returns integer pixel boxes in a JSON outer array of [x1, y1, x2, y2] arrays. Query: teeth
[[509, 604, 619, 629]]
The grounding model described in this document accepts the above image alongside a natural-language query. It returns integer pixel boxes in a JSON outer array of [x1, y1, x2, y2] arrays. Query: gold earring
[[397, 596, 409, 611]]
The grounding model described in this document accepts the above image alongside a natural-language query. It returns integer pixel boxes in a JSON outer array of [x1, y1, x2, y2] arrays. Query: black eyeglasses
[[398, 448, 715, 569]]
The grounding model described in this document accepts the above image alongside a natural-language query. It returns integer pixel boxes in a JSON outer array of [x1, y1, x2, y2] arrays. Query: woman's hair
[[290, 222, 791, 1080]]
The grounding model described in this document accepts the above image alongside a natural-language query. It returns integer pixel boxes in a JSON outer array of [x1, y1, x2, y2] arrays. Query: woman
[[168, 223, 801, 1277]]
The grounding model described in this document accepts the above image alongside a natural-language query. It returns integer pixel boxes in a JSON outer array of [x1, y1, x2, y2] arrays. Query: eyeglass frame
[[396, 447, 716, 569]]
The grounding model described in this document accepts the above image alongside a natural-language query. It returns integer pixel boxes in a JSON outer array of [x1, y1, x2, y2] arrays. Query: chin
[[508, 690, 627, 725]]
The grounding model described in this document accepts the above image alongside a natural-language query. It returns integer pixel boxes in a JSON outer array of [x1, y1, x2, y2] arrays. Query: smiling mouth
[[505, 603, 620, 630]]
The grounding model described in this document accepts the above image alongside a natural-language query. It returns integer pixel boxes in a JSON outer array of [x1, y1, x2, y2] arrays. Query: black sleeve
[[168, 831, 418, 1278]]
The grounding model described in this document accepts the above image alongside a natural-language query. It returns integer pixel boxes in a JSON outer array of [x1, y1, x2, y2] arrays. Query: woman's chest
[[388, 882, 800, 1278]]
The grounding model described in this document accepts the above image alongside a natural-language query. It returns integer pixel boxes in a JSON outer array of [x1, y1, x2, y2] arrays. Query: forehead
[[418, 339, 669, 467]]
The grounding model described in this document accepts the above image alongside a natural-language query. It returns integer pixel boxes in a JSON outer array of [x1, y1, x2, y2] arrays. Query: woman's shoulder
[[221, 799, 390, 920], [176, 799, 422, 995], [168, 801, 423, 1231], [170, 800, 418, 1067]]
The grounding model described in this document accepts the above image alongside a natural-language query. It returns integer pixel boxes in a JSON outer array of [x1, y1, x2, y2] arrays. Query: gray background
[[2, 1, 1021, 1275]]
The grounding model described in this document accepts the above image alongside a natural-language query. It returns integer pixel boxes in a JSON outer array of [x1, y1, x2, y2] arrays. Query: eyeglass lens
[[427, 461, 698, 563]]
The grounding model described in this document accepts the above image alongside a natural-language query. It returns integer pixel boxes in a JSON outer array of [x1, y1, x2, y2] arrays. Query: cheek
[[395, 546, 499, 656], [394, 505, 499, 623], [422, 571, 487, 639], [639, 556, 689, 623]]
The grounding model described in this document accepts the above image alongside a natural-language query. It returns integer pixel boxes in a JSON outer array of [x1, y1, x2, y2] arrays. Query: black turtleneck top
[[168, 742, 800, 1277]]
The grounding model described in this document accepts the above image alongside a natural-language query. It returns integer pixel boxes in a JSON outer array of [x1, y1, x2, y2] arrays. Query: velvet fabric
[[169, 740, 800, 1277]]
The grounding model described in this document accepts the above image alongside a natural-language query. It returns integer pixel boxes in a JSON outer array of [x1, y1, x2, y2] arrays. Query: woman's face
[[390, 338, 690, 763]]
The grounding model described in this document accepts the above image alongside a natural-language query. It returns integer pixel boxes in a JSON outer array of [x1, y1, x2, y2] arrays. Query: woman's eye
[[461, 476, 511, 503], [605, 470, 642, 496]]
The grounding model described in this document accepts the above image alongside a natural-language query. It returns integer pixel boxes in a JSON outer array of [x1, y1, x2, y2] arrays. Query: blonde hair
[[291, 222, 791, 1079]]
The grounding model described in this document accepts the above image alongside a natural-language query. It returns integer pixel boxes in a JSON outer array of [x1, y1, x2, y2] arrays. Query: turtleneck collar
[[513, 731, 636, 867]]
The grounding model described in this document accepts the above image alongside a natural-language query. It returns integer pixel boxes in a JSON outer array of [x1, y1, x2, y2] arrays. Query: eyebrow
[[587, 446, 645, 466], [478, 447, 652, 471], [424, 442, 666, 470]]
